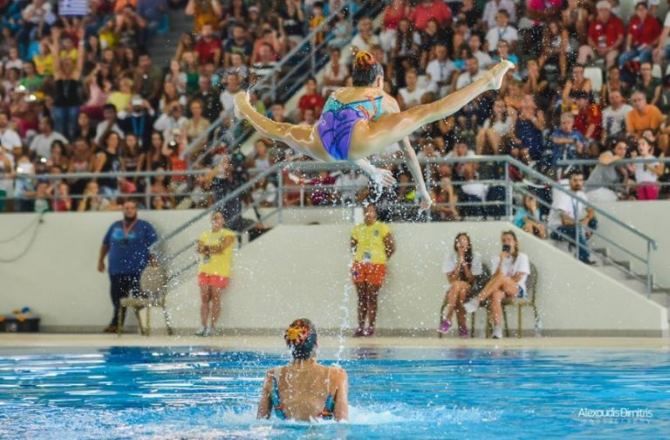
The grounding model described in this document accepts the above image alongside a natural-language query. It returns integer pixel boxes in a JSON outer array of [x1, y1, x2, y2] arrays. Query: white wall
[[1, 211, 666, 336], [593, 201, 670, 288]]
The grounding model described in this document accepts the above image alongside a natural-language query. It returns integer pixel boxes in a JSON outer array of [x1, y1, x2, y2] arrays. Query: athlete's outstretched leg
[[234, 92, 331, 161], [349, 60, 514, 158]]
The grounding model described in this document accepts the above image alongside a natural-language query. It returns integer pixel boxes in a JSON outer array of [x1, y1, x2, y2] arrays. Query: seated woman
[[257, 319, 349, 421], [464, 231, 530, 339], [235, 51, 514, 210], [438, 233, 484, 337], [513, 195, 547, 238]]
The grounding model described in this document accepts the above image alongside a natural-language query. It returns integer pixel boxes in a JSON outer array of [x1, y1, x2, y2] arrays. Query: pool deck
[[1, 334, 669, 350]]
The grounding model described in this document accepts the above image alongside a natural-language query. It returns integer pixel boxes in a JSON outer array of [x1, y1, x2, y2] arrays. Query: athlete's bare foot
[[419, 190, 433, 212], [485, 60, 515, 91]]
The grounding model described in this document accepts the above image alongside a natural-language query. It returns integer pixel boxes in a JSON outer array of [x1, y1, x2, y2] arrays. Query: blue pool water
[[1, 346, 669, 439]]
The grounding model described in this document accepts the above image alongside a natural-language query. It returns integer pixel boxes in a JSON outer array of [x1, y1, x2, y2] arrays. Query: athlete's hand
[[97, 260, 105, 273], [371, 168, 396, 188]]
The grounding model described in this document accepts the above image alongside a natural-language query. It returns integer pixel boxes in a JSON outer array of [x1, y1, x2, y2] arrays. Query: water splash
[[334, 282, 353, 365]]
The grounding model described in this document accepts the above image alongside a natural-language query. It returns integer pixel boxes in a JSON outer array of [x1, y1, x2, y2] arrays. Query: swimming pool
[[1, 346, 668, 439]]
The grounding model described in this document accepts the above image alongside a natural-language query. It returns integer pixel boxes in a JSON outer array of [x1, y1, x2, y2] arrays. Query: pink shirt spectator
[[410, 1, 452, 32]]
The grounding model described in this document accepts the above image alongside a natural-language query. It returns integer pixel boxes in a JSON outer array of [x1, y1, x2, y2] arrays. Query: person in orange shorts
[[196, 211, 236, 336], [350, 204, 395, 337]]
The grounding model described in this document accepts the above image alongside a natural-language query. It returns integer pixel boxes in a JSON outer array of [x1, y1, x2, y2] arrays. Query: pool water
[[1, 347, 669, 439]]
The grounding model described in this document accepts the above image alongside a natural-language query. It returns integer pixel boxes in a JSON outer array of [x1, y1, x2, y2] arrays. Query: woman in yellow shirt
[[350, 204, 395, 337], [196, 211, 236, 336]]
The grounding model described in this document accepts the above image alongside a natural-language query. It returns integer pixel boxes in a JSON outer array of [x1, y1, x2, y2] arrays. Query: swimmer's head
[[352, 50, 384, 87], [284, 318, 318, 360]]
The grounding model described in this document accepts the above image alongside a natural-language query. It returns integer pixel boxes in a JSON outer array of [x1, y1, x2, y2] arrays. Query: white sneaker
[[492, 326, 503, 339], [204, 327, 213, 337], [463, 298, 480, 314], [195, 326, 206, 336]]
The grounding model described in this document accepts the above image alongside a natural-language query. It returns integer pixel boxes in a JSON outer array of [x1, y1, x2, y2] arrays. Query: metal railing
[[184, 0, 385, 167], [153, 156, 660, 294]]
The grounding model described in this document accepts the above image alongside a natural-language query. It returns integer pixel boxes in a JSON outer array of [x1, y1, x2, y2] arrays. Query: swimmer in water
[[257, 319, 349, 421], [235, 51, 515, 210]]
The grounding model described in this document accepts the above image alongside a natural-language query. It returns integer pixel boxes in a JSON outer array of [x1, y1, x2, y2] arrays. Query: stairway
[[549, 238, 670, 309], [148, 10, 194, 70]]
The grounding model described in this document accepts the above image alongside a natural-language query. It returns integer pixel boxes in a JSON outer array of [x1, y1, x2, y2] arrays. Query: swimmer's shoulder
[[331, 87, 385, 104]]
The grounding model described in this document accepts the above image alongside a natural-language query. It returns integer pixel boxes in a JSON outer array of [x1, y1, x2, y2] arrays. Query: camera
[[168, 140, 178, 150], [502, 244, 511, 253]]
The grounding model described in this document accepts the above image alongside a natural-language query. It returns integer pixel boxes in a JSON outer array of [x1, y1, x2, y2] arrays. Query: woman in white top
[[464, 230, 530, 339], [634, 137, 664, 201], [438, 233, 483, 337], [476, 98, 513, 155]]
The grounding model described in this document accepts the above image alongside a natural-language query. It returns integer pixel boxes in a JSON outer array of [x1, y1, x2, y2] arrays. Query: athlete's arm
[[257, 371, 273, 419]]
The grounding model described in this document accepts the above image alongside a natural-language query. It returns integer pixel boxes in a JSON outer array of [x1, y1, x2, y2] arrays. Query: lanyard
[[122, 220, 137, 240]]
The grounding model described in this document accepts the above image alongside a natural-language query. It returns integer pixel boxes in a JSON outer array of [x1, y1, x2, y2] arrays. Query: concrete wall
[[593, 201, 670, 288], [1, 211, 666, 336]]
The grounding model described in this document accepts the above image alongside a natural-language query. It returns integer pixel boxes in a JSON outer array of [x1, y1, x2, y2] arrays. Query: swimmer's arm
[[333, 368, 349, 421], [257, 371, 273, 419]]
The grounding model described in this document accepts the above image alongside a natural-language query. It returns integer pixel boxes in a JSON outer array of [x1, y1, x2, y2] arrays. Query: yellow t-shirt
[[351, 221, 391, 265], [198, 228, 236, 277], [33, 54, 54, 76], [107, 92, 131, 113]]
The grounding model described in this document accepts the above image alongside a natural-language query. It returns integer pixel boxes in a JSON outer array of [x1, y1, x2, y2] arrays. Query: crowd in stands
[[0, 0, 669, 221]]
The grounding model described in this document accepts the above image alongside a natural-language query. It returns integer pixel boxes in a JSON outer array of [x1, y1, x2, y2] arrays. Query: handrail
[[8, 169, 215, 180], [151, 161, 284, 252], [558, 158, 670, 165], [506, 157, 658, 250]]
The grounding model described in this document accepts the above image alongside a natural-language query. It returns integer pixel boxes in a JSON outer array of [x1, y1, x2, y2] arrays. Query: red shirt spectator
[[627, 12, 661, 47], [574, 99, 603, 141], [383, 0, 409, 30], [194, 24, 221, 65], [298, 77, 325, 118], [410, 0, 451, 32], [588, 12, 625, 48]]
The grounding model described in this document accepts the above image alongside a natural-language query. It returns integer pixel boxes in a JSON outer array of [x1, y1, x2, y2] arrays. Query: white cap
[[596, 0, 611, 9]]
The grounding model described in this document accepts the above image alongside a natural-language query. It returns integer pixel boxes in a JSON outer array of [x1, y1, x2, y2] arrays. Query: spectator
[[154, 102, 188, 141], [464, 230, 531, 340], [0, 146, 13, 212], [514, 94, 546, 162], [549, 112, 588, 172], [578, 0, 624, 69], [95, 104, 125, 145], [322, 48, 349, 96], [410, 0, 452, 33], [133, 53, 163, 104], [431, 175, 459, 221], [298, 77, 325, 119], [485, 10, 518, 53], [223, 24, 253, 68], [194, 23, 221, 66], [601, 65, 630, 106], [573, 92, 603, 152], [0, 110, 22, 152], [308, 2, 326, 46], [183, 99, 211, 145], [513, 195, 546, 238], [335, 169, 368, 205], [195, 211, 236, 336], [398, 68, 428, 110], [350, 18, 379, 54], [108, 77, 135, 115], [280, 0, 306, 49], [585, 140, 632, 202], [185, 0, 223, 34], [601, 90, 632, 142], [482, 0, 516, 29], [626, 90, 664, 137], [460, 163, 488, 216], [350, 204, 395, 337], [119, 95, 155, 148], [619, 1, 661, 68], [455, 56, 484, 90], [477, 98, 514, 155], [548, 170, 598, 264], [539, 20, 570, 79], [636, 62, 661, 106], [654, 0, 670, 64], [98, 199, 158, 333], [468, 34, 494, 69], [29, 117, 68, 160], [438, 232, 483, 337], [68, 138, 93, 195], [634, 136, 664, 200], [380, 0, 410, 51], [425, 43, 456, 97], [94, 131, 123, 196], [562, 64, 592, 111]]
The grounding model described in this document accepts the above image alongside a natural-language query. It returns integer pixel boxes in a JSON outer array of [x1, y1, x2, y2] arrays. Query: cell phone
[[502, 244, 511, 253]]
